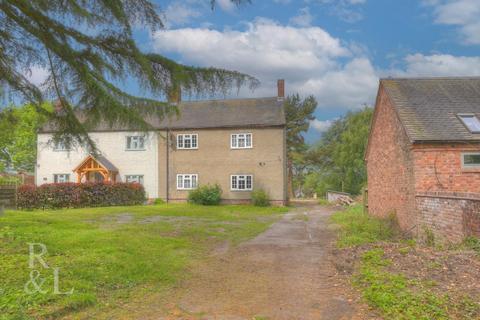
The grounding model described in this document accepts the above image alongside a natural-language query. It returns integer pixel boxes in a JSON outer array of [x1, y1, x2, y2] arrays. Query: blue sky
[[28, 0, 480, 142]]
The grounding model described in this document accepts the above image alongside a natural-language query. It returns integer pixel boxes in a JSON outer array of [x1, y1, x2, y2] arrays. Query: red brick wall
[[366, 85, 417, 230], [416, 191, 480, 242], [413, 144, 480, 193]]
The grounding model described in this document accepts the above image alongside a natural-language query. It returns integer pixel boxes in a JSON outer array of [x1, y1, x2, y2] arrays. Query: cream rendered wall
[[36, 131, 159, 198], [158, 127, 287, 204]]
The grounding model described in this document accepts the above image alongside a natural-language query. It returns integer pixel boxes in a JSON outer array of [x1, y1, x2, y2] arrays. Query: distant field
[[0, 204, 287, 319]]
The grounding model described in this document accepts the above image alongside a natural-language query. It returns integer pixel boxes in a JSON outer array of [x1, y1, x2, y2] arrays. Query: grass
[[331, 205, 398, 247], [354, 249, 450, 320], [0, 203, 287, 319]]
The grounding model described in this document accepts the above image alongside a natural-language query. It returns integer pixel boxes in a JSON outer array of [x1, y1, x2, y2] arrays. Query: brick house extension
[[365, 78, 480, 242]]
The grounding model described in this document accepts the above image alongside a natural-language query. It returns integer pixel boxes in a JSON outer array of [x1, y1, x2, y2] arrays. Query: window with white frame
[[53, 140, 70, 151], [53, 174, 70, 183], [126, 135, 145, 150], [177, 174, 198, 190], [125, 175, 144, 184], [177, 134, 198, 149], [231, 175, 253, 191], [231, 133, 252, 149], [462, 153, 480, 168]]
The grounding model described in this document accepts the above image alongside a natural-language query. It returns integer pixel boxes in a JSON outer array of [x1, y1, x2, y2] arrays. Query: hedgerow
[[17, 182, 145, 209]]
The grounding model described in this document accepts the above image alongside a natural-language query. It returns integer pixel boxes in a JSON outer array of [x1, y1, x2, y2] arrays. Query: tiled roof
[[40, 97, 285, 132], [382, 77, 480, 142]]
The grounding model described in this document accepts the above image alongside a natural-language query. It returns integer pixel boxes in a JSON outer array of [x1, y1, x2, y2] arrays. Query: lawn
[[0, 203, 287, 319]]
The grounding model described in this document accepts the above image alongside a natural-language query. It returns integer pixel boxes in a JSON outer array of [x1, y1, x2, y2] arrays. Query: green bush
[[251, 189, 270, 207], [153, 198, 165, 205], [188, 184, 222, 205], [17, 182, 146, 209]]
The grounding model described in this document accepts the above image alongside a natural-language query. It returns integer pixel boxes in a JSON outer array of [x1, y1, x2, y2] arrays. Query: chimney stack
[[277, 79, 285, 101], [167, 85, 182, 105]]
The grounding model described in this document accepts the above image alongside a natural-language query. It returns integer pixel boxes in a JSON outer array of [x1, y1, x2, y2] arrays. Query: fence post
[[363, 188, 368, 214]]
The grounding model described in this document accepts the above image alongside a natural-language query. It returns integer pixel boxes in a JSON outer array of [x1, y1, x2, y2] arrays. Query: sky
[[29, 0, 480, 142]]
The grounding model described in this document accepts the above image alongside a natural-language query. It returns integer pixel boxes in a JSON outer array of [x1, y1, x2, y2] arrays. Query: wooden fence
[[0, 183, 17, 209]]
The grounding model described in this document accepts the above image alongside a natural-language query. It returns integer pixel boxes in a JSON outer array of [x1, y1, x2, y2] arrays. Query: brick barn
[[365, 77, 480, 243]]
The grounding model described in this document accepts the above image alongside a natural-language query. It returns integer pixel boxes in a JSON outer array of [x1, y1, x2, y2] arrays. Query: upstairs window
[[177, 174, 198, 190], [126, 136, 145, 150], [54, 174, 70, 183], [177, 134, 198, 149], [462, 153, 480, 168], [231, 175, 253, 191], [458, 114, 480, 133], [53, 141, 70, 151], [125, 175, 144, 185], [231, 133, 252, 149]]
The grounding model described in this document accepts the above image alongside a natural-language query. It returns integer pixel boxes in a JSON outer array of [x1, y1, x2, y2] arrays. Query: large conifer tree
[[0, 0, 256, 148]]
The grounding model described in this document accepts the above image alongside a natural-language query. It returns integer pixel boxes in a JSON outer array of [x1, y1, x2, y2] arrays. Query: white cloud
[[216, 0, 236, 12], [273, 0, 292, 3], [425, 0, 480, 45], [310, 119, 335, 133], [391, 54, 480, 77], [163, 1, 203, 28], [151, 18, 378, 111], [308, 0, 367, 23], [27, 66, 49, 86], [289, 7, 314, 27]]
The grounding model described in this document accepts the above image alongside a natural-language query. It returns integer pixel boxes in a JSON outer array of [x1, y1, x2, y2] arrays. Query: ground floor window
[[53, 174, 70, 183], [125, 175, 144, 184], [177, 174, 198, 190], [231, 175, 253, 191]]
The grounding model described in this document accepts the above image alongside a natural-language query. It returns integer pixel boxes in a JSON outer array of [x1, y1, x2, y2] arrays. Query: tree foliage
[[284, 94, 317, 197], [305, 107, 373, 196], [0, 0, 257, 150], [0, 103, 50, 172]]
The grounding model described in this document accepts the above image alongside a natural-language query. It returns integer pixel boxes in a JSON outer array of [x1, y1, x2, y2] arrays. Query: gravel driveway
[[153, 205, 369, 320]]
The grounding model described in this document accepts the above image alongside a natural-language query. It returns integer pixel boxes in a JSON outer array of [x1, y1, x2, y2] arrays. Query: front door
[[87, 172, 105, 182]]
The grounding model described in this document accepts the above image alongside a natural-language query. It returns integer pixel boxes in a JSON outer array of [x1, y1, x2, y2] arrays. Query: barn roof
[[381, 77, 480, 142]]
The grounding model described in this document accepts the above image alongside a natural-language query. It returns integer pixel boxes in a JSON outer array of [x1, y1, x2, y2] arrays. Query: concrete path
[[156, 205, 366, 320]]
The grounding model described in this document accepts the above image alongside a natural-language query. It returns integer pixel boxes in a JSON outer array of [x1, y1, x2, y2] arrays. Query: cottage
[[366, 77, 480, 242], [35, 81, 288, 205]]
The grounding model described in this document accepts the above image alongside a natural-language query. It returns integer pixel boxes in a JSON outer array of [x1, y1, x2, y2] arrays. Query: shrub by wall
[[18, 182, 145, 209], [188, 184, 222, 205], [252, 189, 270, 207]]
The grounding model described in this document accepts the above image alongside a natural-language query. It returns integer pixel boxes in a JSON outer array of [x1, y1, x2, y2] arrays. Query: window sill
[[125, 149, 146, 151], [461, 167, 480, 173]]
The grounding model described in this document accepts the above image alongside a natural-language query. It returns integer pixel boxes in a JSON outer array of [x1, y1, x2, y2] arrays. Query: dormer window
[[458, 114, 480, 133]]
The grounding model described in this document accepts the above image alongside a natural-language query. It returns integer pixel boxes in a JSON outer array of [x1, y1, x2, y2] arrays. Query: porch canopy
[[73, 154, 118, 183]]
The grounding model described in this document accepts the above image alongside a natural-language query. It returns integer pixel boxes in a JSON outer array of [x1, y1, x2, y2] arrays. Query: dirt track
[[152, 205, 371, 320]]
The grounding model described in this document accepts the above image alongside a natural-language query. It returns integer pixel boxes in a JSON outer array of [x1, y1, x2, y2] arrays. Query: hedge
[[17, 182, 146, 209]]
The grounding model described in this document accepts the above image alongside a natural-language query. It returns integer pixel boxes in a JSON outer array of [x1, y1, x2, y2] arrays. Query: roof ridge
[[179, 96, 278, 104], [381, 76, 480, 81]]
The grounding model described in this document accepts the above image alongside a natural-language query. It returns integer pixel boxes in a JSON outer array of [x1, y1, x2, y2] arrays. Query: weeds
[[331, 205, 399, 247], [354, 249, 450, 320]]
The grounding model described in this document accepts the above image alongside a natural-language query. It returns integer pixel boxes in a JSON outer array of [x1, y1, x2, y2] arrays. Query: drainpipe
[[166, 128, 170, 203]]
